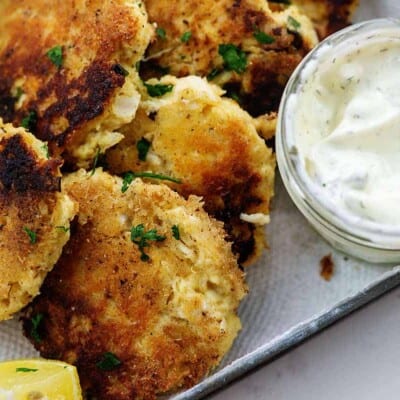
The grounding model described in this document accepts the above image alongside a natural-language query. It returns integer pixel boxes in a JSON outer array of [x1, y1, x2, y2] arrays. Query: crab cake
[[107, 76, 275, 266], [141, 0, 318, 118], [288, 0, 359, 39], [0, 0, 153, 167], [23, 169, 247, 400], [0, 120, 76, 321]]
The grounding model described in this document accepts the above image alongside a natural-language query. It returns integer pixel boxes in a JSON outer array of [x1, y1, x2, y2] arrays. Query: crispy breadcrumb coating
[[0, 0, 153, 167], [107, 76, 275, 265], [23, 169, 247, 400], [141, 0, 318, 117], [287, 0, 359, 39], [0, 120, 76, 321]]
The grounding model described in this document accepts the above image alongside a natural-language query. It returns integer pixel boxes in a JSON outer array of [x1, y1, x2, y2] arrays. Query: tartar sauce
[[286, 23, 400, 234]]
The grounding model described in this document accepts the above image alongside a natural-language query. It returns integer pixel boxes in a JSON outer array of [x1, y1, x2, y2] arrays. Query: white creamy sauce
[[287, 26, 400, 232]]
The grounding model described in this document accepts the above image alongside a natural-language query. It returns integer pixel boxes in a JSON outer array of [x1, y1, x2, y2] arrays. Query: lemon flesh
[[0, 359, 82, 400]]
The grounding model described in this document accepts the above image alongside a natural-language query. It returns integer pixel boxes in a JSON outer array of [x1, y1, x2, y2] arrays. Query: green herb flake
[[90, 148, 101, 176], [30, 313, 44, 343], [207, 68, 222, 81], [46, 45, 63, 69], [121, 171, 182, 193], [16, 367, 38, 373], [172, 225, 180, 240], [225, 89, 242, 104], [96, 352, 122, 371], [180, 31, 192, 43], [156, 27, 166, 39], [21, 111, 38, 132], [144, 82, 174, 97], [287, 16, 301, 32], [253, 30, 275, 44], [41, 143, 50, 159], [137, 138, 151, 161], [121, 173, 134, 193], [23, 227, 37, 244], [131, 224, 166, 261], [113, 64, 129, 77], [218, 44, 247, 74], [56, 225, 70, 233]]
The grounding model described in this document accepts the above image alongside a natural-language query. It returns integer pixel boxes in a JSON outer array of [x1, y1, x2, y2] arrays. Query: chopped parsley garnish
[[253, 30, 275, 44], [90, 148, 101, 176], [30, 313, 44, 343], [56, 225, 70, 233], [113, 64, 129, 77], [207, 68, 222, 81], [23, 227, 37, 244], [156, 27, 166, 39], [121, 171, 181, 193], [218, 44, 247, 74], [121, 173, 134, 193], [96, 352, 122, 371], [172, 225, 180, 240], [16, 367, 38, 373], [137, 138, 151, 161], [144, 82, 174, 97], [131, 224, 166, 261], [21, 111, 38, 132], [287, 16, 301, 32], [46, 45, 63, 69], [41, 143, 50, 159], [225, 89, 242, 104], [180, 31, 192, 43]]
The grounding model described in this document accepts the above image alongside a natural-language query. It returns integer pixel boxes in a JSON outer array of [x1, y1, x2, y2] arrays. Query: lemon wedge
[[0, 359, 82, 400]]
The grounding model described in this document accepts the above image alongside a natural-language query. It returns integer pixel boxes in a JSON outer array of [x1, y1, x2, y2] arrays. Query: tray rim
[[173, 266, 400, 400]]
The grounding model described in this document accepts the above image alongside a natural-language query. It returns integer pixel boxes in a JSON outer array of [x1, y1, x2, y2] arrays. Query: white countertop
[[210, 286, 400, 400]]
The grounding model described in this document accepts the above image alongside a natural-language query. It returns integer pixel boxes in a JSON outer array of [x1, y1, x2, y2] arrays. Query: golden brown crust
[[23, 169, 247, 399], [0, 120, 76, 321], [253, 112, 277, 140], [107, 76, 275, 265], [141, 0, 318, 117], [0, 132, 61, 193], [0, 0, 152, 159], [288, 0, 359, 39]]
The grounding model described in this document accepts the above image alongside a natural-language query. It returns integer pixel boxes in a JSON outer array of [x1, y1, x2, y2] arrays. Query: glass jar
[[276, 18, 400, 263]]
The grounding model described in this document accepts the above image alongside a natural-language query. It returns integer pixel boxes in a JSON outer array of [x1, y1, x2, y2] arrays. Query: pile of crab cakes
[[0, 0, 358, 399]]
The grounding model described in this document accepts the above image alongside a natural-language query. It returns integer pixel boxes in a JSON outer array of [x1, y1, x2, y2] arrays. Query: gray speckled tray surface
[[1, 1, 400, 399]]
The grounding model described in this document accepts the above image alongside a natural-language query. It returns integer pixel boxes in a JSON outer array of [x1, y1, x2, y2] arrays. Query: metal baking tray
[[1, 1, 400, 399]]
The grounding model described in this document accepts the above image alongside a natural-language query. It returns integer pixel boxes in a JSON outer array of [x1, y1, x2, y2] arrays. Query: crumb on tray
[[320, 253, 334, 281]]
